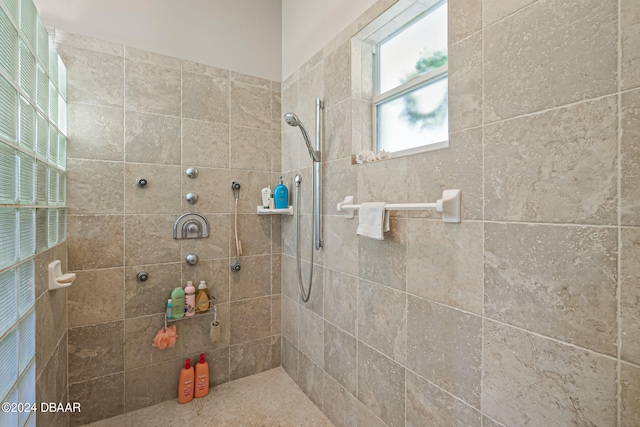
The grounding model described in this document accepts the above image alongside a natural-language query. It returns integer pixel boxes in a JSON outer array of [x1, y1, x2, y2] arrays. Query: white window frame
[[372, 1, 449, 158]]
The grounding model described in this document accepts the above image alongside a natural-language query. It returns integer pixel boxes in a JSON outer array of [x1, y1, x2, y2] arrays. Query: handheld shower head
[[284, 112, 320, 162]]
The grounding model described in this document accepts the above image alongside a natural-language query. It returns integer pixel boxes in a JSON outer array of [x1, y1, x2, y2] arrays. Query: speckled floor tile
[[83, 367, 334, 427]]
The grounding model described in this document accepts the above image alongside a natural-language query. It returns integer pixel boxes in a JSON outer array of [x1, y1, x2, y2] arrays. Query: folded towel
[[356, 202, 390, 240]]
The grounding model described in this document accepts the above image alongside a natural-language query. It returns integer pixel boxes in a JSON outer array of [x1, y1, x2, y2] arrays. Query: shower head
[[284, 112, 321, 162]]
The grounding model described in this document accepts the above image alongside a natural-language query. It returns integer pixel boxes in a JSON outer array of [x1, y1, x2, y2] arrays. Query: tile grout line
[[616, 0, 623, 425], [480, 0, 486, 421]]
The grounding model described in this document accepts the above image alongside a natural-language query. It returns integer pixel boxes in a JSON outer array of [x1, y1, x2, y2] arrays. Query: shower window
[[373, 0, 448, 156]]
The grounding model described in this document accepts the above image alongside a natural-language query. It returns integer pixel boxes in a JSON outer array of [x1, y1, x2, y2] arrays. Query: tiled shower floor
[[84, 367, 334, 427]]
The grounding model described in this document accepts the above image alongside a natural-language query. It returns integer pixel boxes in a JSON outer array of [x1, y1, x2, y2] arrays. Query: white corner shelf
[[257, 206, 294, 215]]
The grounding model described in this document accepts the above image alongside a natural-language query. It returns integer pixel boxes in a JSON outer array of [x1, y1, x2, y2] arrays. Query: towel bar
[[336, 189, 461, 223]]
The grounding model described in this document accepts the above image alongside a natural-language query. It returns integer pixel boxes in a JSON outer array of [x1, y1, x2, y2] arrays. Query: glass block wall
[[0, 0, 66, 424]]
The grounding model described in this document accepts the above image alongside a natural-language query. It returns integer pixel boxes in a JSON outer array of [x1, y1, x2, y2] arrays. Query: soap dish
[[48, 260, 76, 290]]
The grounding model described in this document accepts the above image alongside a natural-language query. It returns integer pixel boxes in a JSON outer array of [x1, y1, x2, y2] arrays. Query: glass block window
[[373, 1, 448, 156], [1, 0, 66, 418]]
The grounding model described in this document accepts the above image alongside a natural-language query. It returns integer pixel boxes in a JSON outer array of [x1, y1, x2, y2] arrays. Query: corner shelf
[[257, 206, 294, 215]]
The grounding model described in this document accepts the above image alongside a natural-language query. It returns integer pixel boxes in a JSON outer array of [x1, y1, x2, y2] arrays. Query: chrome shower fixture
[[284, 112, 321, 162]]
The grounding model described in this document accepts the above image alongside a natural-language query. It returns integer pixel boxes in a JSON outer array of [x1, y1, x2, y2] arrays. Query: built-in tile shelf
[[257, 207, 294, 215]]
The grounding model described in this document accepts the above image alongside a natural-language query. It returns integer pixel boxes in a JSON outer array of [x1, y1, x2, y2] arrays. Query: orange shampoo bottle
[[195, 353, 209, 398], [178, 358, 194, 404]]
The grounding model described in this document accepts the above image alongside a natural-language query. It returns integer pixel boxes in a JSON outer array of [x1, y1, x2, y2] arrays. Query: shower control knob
[[185, 167, 198, 179], [230, 262, 241, 272], [187, 223, 199, 234], [186, 192, 198, 204], [186, 254, 199, 265], [136, 271, 149, 281], [136, 177, 148, 188]]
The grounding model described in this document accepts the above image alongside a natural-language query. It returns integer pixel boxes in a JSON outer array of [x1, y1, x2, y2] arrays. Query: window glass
[[378, 2, 448, 94], [377, 76, 448, 153]]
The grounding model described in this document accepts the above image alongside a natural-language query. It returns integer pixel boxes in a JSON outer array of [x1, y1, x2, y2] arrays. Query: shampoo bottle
[[171, 287, 185, 319], [178, 358, 194, 404], [274, 176, 288, 209], [194, 353, 209, 398], [166, 299, 172, 320], [196, 280, 210, 313], [185, 281, 196, 317]]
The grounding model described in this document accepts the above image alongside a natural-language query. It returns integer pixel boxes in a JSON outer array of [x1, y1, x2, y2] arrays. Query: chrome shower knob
[[230, 262, 241, 272], [136, 177, 148, 188], [136, 271, 149, 281], [186, 254, 199, 265], [186, 192, 198, 204]]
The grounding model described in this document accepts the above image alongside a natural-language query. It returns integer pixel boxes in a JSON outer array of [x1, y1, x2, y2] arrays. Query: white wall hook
[[48, 260, 76, 290]]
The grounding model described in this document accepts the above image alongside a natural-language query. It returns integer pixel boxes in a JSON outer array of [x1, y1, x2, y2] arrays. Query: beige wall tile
[[357, 342, 405, 427], [407, 127, 483, 221], [357, 401, 387, 427], [123, 359, 181, 413], [299, 351, 323, 408], [182, 60, 229, 78], [271, 89, 282, 133], [282, 123, 301, 173], [36, 334, 67, 426], [449, 32, 482, 132], [230, 296, 271, 344], [483, 320, 617, 426], [67, 103, 124, 161], [182, 71, 229, 123], [271, 253, 282, 294], [68, 268, 124, 327], [621, 227, 640, 364], [357, 156, 410, 206], [621, 362, 640, 426], [282, 337, 299, 383], [482, 0, 537, 27], [125, 47, 181, 69], [323, 268, 357, 336], [182, 119, 229, 169], [322, 215, 359, 276], [622, 89, 640, 226], [180, 214, 230, 261], [125, 60, 180, 116], [230, 71, 271, 89], [35, 286, 67, 378], [124, 215, 181, 266], [206, 347, 231, 387], [485, 96, 618, 224], [228, 170, 273, 214], [484, 223, 618, 356], [66, 159, 124, 215], [68, 321, 125, 383], [180, 311, 225, 355], [449, 0, 481, 44], [296, 260, 323, 316], [358, 279, 406, 364], [484, 0, 617, 122], [271, 294, 281, 334], [324, 99, 352, 162], [323, 372, 358, 427], [230, 82, 272, 130], [621, 0, 640, 91], [324, 321, 357, 394], [324, 41, 351, 108], [407, 220, 483, 314], [67, 215, 124, 270], [282, 294, 299, 346], [358, 217, 407, 291], [406, 370, 481, 427], [68, 373, 124, 426], [230, 125, 271, 171], [124, 111, 181, 165], [299, 305, 324, 368], [229, 335, 280, 380], [406, 296, 482, 407], [124, 164, 181, 215], [281, 255, 299, 301], [124, 263, 181, 318], [230, 255, 272, 301], [180, 168, 230, 214], [57, 44, 124, 108], [124, 314, 181, 370], [55, 30, 123, 56]]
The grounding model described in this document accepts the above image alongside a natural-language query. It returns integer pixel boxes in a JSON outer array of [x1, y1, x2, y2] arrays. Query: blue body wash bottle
[[274, 176, 289, 209]]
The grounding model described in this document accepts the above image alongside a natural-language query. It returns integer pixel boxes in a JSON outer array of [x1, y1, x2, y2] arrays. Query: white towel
[[356, 202, 390, 240]]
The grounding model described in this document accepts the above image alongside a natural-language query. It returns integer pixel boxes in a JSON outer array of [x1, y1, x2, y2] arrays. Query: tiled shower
[[0, 0, 638, 426]]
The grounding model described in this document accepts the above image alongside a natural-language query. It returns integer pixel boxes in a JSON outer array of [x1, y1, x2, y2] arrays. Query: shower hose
[[295, 176, 314, 302]]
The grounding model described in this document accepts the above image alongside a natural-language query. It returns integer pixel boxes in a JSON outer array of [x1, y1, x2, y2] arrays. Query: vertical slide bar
[[314, 97, 323, 249]]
